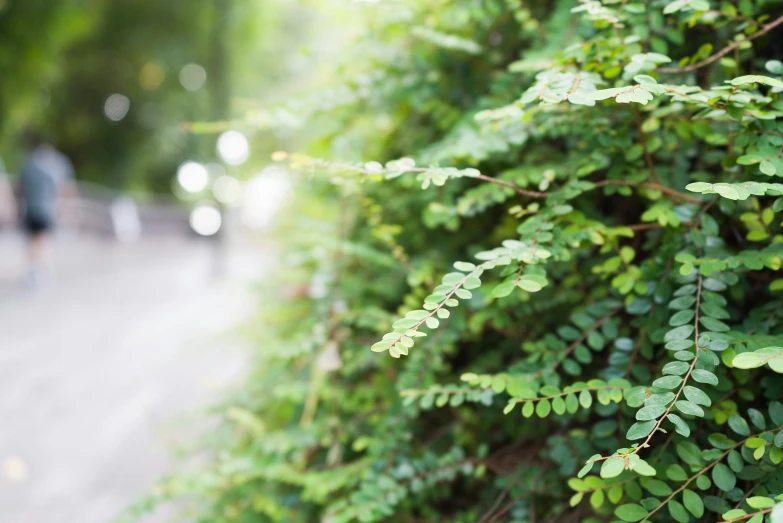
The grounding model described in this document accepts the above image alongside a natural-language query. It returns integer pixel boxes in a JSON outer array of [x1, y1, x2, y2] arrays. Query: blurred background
[[0, 0, 353, 521]]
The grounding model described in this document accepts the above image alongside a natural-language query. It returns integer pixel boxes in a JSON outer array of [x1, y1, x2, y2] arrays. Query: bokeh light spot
[[179, 63, 207, 91], [139, 63, 166, 90], [242, 166, 292, 230], [189, 203, 222, 236], [217, 130, 250, 166], [177, 162, 209, 193], [104, 94, 130, 122]]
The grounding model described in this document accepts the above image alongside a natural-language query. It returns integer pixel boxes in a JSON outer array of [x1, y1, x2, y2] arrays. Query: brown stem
[[658, 14, 783, 73], [723, 508, 773, 523], [594, 180, 703, 204]]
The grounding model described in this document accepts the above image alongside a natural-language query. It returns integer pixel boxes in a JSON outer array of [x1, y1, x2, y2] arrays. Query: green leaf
[[666, 464, 688, 481], [629, 456, 656, 476], [712, 463, 736, 491], [699, 316, 730, 332], [666, 340, 694, 351], [669, 413, 691, 436], [600, 456, 625, 479], [653, 375, 683, 390], [491, 281, 515, 298], [627, 420, 657, 440], [669, 310, 695, 326], [682, 489, 704, 518], [668, 500, 690, 523], [463, 276, 481, 290], [615, 503, 649, 522], [746, 496, 775, 509], [722, 509, 747, 520], [518, 278, 543, 292], [536, 399, 551, 417], [701, 303, 729, 319], [769, 402, 783, 426], [637, 404, 667, 421], [683, 386, 711, 406], [579, 390, 593, 409], [709, 433, 736, 449], [731, 75, 783, 88], [691, 369, 718, 385], [453, 261, 476, 272], [665, 325, 695, 341], [578, 455, 600, 478], [566, 393, 579, 413], [732, 352, 763, 369], [646, 392, 675, 407], [663, 361, 690, 375], [728, 415, 750, 436], [675, 400, 704, 417]]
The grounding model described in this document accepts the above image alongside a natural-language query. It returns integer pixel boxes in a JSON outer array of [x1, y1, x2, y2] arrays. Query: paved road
[[0, 231, 267, 523]]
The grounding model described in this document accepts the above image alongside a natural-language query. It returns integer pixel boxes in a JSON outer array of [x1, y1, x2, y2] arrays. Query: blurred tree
[[0, 0, 310, 192]]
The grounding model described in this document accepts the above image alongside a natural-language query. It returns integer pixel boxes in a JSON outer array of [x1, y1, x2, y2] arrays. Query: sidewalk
[[0, 231, 268, 522]]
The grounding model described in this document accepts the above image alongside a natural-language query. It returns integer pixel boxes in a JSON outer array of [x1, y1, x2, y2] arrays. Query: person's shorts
[[22, 214, 53, 235]]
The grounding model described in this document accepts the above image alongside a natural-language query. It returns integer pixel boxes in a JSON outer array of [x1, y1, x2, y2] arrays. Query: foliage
[[0, 0, 305, 191], [144, 0, 783, 522]]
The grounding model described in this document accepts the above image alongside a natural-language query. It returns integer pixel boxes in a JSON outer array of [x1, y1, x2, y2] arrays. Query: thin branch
[[723, 508, 773, 523], [658, 14, 783, 73], [641, 426, 783, 521], [594, 180, 703, 204], [474, 173, 549, 198], [631, 274, 703, 458]]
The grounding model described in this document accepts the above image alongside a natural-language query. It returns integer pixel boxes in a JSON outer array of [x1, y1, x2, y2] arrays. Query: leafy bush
[[147, 1, 783, 522]]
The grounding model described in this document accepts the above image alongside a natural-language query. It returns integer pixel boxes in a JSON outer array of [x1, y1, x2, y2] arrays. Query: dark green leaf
[[728, 415, 750, 436], [682, 489, 704, 518], [712, 463, 736, 491]]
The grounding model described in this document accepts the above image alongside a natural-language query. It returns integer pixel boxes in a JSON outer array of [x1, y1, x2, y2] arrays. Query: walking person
[[17, 133, 76, 288]]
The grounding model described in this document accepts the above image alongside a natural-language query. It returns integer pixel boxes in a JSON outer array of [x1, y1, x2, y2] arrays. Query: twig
[[658, 14, 783, 73], [641, 426, 783, 521], [593, 180, 703, 204], [630, 274, 703, 458]]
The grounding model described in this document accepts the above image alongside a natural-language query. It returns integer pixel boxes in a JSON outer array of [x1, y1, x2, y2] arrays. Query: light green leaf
[[731, 75, 783, 88], [627, 420, 657, 440], [600, 456, 625, 479]]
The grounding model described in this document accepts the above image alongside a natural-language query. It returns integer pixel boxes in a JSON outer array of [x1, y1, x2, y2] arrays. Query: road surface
[[0, 231, 267, 523]]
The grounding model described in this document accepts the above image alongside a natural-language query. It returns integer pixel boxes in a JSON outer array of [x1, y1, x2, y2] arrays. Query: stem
[[381, 263, 487, 354], [658, 14, 783, 73], [593, 180, 702, 204], [641, 426, 783, 521], [631, 274, 703, 456], [509, 385, 624, 405], [400, 387, 482, 396], [723, 508, 773, 523], [474, 173, 549, 198]]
